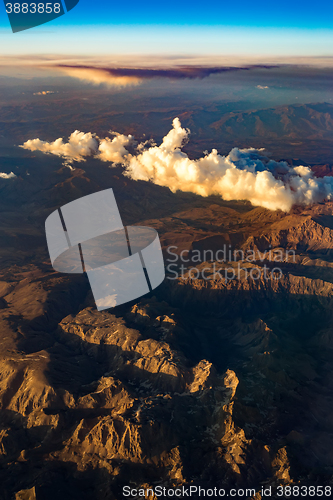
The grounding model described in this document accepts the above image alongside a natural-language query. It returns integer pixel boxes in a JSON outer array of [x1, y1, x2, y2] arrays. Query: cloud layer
[[21, 119, 333, 212], [58, 67, 142, 87], [55, 63, 278, 87]]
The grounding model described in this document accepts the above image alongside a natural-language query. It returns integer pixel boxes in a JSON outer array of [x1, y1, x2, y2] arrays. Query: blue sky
[[71, 0, 332, 29], [0, 0, 333, 56], [0, 0, 331, 29]]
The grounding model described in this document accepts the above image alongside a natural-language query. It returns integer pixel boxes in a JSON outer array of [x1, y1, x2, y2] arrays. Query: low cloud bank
[[58, 67, 142, 87], [56, 63, 278, 87], [21, 118, 333, 211], [58, 63, 276, 79]]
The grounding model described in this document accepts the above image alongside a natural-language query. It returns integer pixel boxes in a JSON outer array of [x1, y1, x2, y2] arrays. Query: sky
[[1, 0, 332, 29], [0, 0, 333, 57]]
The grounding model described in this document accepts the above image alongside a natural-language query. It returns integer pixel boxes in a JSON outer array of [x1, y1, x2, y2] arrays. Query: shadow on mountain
[[2, 258, 333, 494]]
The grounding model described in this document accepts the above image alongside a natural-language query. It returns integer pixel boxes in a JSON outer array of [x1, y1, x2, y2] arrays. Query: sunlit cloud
[[58, 66, 142, 87], [21, 129, 133, 165], [98, 133, 134, 163], [0, 172, 16, 179], [21, 131, 99, 162], [20, 119, 333, 212]]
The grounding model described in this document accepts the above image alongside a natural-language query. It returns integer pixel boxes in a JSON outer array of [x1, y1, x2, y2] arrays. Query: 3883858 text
[[5, 3, 61, 14]]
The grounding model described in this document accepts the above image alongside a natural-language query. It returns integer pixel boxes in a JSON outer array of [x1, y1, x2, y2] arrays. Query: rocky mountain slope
[[1, 154, 333, 499]]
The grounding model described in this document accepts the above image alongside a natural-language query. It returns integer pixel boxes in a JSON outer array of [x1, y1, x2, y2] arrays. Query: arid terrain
[[1, 150, 333, 498], [1, 70, 333, 498]]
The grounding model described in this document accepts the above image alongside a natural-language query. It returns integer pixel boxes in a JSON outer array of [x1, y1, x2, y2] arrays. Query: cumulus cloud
[[122, 118, 333, 211], [21, 131, 99, 162], [21, 118, 333, 211], [0, 172, 16, 179], [98, 133, 133, 163], [21, 129, 133, 165]]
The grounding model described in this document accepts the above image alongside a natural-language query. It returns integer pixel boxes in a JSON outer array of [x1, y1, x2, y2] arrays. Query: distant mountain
[[209, 103, 333, 140]]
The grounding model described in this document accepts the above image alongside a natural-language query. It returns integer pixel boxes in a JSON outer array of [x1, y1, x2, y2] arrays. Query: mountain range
[[1, 149, 333, 498]]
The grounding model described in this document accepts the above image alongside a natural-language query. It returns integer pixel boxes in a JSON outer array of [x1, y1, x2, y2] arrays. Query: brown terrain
[[0, 86, 333, 498], [1, 90, 333, 163], [1, 149, 333, 499]]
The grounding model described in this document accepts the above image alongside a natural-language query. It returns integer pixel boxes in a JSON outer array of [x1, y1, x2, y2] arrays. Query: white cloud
[[21, 131, 99, 162], [21, 129, 133, 165], [98, 133, 133, 164], [0, 172, 16, 179], [123, 118, 333, 212], [21, 118, 333, 212]]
